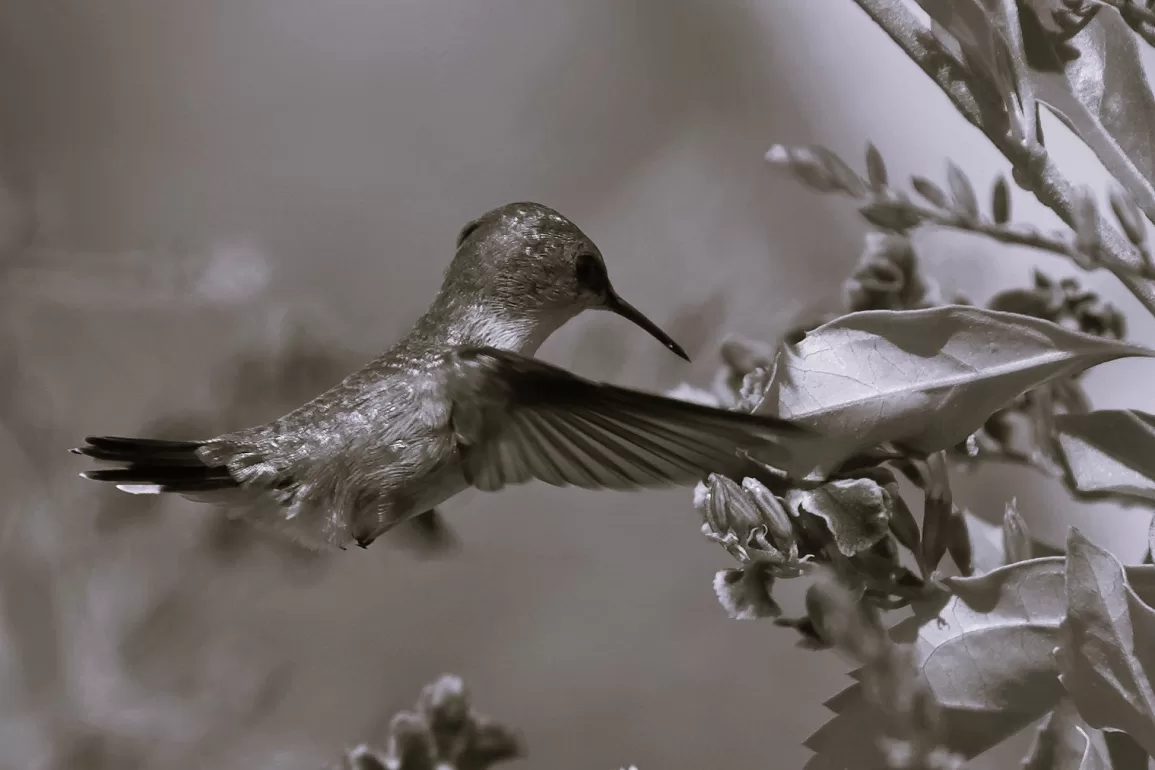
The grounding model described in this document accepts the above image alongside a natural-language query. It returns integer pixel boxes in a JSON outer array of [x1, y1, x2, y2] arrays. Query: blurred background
[[2, 1, 1154, 768]]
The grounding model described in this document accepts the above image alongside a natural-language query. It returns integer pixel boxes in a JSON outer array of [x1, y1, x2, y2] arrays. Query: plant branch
[[850, 0, 1155, 319], [891, 195, 1155, 279], [1094, 0, 1155, 46]]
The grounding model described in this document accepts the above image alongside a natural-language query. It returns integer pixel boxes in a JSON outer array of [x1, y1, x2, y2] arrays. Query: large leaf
[[1029, 9, 1155, 225], [891, 558, 1069, 758], [1057, 529, 1155, 756], [755, 306, 1155, 478], [1055, 410, 1155, 502], [806, 557, 1155, 767]]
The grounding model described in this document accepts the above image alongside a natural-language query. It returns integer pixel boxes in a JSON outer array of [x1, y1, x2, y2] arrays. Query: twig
[[850, 0, 1155, 319], [894, 196, 1155, 279]]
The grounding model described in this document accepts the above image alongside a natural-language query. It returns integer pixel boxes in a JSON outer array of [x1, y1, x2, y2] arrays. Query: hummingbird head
[[444, 201, 690, 360]]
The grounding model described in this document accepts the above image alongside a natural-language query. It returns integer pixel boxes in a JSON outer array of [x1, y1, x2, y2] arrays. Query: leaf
[[815, 147, 868, 198], [1057, 529, 1155, 757], [1055, 409, 1155, 502], [1021, 698, 1097, 770], [1110, 187, 1147, 247], [993, 174, 1011, 224], [1074, 727, 1112, 770], [947, 161, 979, 219], [804, 574, 959, 769], [1034, 11, 1155, 226], [915, 0, 1017, 106], [754, 306, 1155, 479], [966, 509, 1008, 574], [857, 199, 926, 232], [865, 142, 888, 192], [806, 558, 1155, 767], [1072, 187, 1101, 258], [1102, 730, 1149, 770], [919, 0, 1155, 227], [803, 681, 889, 770], [885, 558, 1070, 759], [912, 175, 950, 209]]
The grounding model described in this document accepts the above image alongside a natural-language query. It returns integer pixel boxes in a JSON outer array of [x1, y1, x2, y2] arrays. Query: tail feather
[[73, 435, 460, 554], [73, 435, 240, 494], [84, 435, 203, 450], [73, 444, 209, 464]]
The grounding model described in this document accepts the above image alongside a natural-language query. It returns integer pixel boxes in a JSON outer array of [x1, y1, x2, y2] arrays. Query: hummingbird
[[73, 202, 807, 552]]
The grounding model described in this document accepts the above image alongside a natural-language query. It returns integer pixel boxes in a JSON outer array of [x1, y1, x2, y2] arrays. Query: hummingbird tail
[[72, 436, 239, 494]]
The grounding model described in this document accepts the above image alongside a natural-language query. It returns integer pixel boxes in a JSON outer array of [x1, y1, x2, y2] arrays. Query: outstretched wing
[[446, 346, 808, 492]]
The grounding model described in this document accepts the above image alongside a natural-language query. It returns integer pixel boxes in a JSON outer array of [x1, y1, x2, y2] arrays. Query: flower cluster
[[842, 232, 942, 313], [696, 469, 925, 622], [332, 676, 523, 770], [672, 193, 1131, 626], [958, 272, 1120, 471], [988, 270, 1126, 340]]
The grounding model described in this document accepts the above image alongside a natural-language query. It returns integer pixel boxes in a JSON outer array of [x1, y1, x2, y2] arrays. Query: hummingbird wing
[[446, 346, 807, 492]]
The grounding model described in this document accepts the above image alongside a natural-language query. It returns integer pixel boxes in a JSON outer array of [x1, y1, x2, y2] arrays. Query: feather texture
[[73, 435, 236, 493], [447, 347, 806, 492]]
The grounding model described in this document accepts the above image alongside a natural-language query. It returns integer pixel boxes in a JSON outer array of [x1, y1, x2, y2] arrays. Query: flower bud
[[694, 478, 722, 534], [742, 477, 795, 551], [1109, 186, 1146, 246], [842, 232, 929, 312], [920, 490, 952, 574], [883, 482, 921, 559], [1002, 499, 1031, 565], [344, 745, 388, 770], [419, 675, 470, 732], [460, 719, 525, 768], [385, 713, 435, 770], [946, 507, 974, 577], [699, 473, 761, 537]]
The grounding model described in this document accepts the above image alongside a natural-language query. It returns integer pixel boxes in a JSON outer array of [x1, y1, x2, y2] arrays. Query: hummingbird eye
[[574, 253, 608, 293]]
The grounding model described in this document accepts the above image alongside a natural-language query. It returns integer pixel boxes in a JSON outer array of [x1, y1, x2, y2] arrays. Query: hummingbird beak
[[603, 288, 691, 361]]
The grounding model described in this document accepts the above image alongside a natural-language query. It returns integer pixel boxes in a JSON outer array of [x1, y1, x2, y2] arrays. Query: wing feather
[[448, 347, 809, 493]]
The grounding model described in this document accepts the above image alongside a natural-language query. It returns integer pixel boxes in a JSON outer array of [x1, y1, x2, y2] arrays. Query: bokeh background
[[2, 1, 1155, 768]]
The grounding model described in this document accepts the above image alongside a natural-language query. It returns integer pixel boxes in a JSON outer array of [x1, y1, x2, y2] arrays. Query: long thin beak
[[604, 288, 690, 361]]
